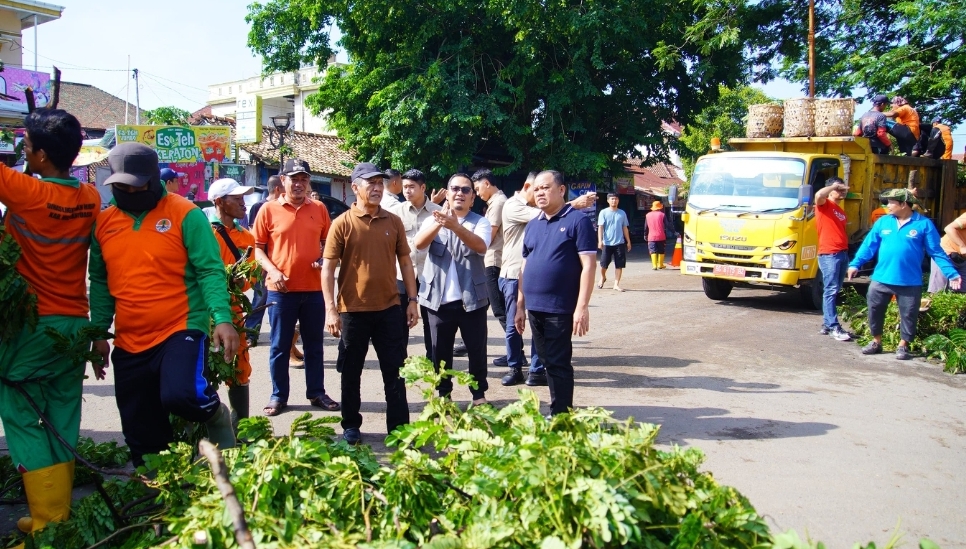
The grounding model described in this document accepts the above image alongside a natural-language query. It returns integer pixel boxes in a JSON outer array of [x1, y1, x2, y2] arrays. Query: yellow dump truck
[[679, 136, 963, 308]]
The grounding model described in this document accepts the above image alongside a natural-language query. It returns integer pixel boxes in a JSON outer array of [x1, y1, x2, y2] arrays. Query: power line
[[138, 70, 210, 93], [138, 73, 207, 105]]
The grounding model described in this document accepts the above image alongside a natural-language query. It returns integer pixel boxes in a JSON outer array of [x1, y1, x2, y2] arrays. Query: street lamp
[[268, 114, 292, 173]]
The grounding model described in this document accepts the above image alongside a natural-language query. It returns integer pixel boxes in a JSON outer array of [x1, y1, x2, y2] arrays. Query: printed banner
[[115, 125, 232, 163], [162, 161, 212, 201], [568, 181, 597, 216], [0, 68, 51, 106], [217, 163, 246, 183]]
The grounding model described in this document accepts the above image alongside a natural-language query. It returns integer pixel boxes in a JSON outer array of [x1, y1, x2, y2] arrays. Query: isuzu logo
[[720, 235, 748, 241]]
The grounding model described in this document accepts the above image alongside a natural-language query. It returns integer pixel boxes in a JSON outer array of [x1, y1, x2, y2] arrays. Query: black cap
[[104, 143, 159, 187], [281, 158, 311, 176], [351, 162, 387, 181], [872, 94, 889, 106]]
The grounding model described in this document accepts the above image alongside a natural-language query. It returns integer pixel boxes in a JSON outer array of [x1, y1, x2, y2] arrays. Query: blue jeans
[[245, 277, 268, 335], [818, 251, 849, 329], [267, 291, 326, 403], [499, 277, 544, 374]]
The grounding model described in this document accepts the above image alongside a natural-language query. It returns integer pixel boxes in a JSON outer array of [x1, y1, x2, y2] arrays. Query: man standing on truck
[[814, 177, 852, 342], [853, 95, 892, 155], [847, 189, 962, 360]]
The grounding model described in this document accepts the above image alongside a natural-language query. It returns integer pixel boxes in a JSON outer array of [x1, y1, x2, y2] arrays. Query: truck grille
[[709, 244, 756, 251]]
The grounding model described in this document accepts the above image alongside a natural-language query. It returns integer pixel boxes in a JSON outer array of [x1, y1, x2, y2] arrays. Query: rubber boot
[[205, 402, 236, 451], [16, 460, 74, 538], [227, 384, 250, 432]]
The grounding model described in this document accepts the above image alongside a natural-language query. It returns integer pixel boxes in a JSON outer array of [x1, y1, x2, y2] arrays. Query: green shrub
[[839, 287, 966, 353]]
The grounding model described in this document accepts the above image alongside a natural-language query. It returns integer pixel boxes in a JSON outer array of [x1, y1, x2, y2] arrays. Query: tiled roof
[[197, 114, 356, 177], [58, 82, 144, 132], [624, 158, 684, 182], [189, 105, 212, 124]]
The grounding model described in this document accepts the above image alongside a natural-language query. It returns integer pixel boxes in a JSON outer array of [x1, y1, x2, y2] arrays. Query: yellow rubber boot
[[16, 461, 74, 537]]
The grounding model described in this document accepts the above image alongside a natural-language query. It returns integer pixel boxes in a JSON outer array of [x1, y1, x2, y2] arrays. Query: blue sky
[[21, 0, 963, 146]]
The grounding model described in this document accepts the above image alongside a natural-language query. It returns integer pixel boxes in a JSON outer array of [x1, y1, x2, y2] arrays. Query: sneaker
[[818, 326, 830, 335], [829, 326, 851, 341], [501, 368, 525, 386], [343, 428, 362, 446], [525, 371, 549, 386], [493, 356, 508, 367], [453, 342, 468, 357], [861, 341, 882, 355], [895, 345, 912, 360]]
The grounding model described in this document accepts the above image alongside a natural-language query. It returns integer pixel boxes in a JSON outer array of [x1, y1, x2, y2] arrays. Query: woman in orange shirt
[[883, 96, 920, 156]]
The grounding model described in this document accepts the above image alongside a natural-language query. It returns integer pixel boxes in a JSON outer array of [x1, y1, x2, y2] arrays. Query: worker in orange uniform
[[0, 109, 100, 542], [883, 96, 920, 156], [930, 119, 954, 160], [89, 143, 238, 467], [207, 178, 257, 429]]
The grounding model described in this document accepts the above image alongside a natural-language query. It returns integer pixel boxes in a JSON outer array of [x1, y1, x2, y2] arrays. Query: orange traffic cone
[[670, 237, 683, 267]]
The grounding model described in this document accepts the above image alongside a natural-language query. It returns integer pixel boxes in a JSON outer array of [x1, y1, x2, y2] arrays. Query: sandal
[[263, 400, 286, 417], [596, 279, 605, 289], [309, 394, 341, 411]]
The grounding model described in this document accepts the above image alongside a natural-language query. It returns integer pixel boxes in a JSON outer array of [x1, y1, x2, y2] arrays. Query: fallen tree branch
[[198, 439, 256, 549]]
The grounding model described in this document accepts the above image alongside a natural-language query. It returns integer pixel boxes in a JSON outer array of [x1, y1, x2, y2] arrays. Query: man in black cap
[[89, 142, 238, 466], [853, 94, 893, 154], [322, 162, 417, 445], [252, 158, 338, 416]]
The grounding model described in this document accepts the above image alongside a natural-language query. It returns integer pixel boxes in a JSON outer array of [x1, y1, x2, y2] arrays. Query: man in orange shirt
[[208, 178, 257, 428], [253, 158, 337, 416], [0, 109, 100, 538], [814, 177, 852, 342], [89, 143, 238, 467], [883, 96, 920, 156]]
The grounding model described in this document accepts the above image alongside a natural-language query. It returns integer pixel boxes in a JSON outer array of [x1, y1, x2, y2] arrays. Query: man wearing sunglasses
[[848, 188, 961, 360], [415, 174, 492, 406]]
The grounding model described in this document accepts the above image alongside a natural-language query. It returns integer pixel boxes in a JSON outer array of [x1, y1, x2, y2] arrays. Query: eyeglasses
[[449, 186, 472, 195]]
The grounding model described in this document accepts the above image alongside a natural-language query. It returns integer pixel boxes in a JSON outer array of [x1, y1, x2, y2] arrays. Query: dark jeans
[[244, 277, 268, 335], [499, 277, 543, 373], [529, 311, 575, 415], [339, 307, 410, 433], [818, 251, 849, 329], [112, 330, 221, 466], [399, 292, 433, 360], [867, 281, 922, 342], [485, 266, 507, 332], [426, 301, 488, 399], [267, 291, 326, 403]]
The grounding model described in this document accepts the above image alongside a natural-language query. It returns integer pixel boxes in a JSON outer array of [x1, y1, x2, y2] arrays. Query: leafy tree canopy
[[143, 106, 191, 126], [732, 0, 966, 124], [677, 85, 773, 181], [246, 0, 751, 179]]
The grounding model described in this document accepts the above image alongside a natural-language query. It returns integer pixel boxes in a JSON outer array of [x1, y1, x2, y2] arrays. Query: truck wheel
[[800, 266, 823, 310], [702, 278, 733, 300]]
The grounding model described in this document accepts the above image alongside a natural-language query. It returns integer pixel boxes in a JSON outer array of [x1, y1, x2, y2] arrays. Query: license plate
[[713, 265, 746, 278]]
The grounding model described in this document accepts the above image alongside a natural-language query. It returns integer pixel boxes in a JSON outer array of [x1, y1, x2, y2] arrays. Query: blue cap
[[160, 167, 182, 181]]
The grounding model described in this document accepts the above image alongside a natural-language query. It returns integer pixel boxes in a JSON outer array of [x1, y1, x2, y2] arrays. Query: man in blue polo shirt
[[514, 170, 597, 415], [848, 188, 961, 360]]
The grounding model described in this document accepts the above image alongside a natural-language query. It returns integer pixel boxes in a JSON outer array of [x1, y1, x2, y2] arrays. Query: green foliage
[[246, 0, 751, 179], [43, 325, 114, 369], [0, 226, 39, 341], [0, 438, 130, 502], [923, 329, 966, 374], [840, 287, 966, 354], [678, 85, 774, 182], [141, 106, 191, 126], [207, 250, 262, 389], [726, 0, 966, 124]]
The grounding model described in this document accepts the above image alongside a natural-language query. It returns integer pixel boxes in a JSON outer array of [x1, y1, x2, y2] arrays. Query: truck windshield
[[689, 157, 806, 211]]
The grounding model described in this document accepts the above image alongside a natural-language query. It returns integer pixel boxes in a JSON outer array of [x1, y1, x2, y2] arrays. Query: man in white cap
[[208, 178, 256, 429]]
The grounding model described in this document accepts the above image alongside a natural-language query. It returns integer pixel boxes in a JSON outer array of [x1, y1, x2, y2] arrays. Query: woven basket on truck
[[814, 98, 855, 137], [783, 98, 815, 137], [746, 104, 783, 138]]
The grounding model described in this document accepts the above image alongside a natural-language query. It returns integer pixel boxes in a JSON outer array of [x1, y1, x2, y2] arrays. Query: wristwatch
[[408, 296, 418, 303]]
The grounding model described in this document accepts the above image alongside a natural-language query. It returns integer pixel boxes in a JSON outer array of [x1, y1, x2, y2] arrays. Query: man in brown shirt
[[322, 162, 418, 445]]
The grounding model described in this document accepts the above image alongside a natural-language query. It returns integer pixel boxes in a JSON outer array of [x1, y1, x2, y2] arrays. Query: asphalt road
[[4, 249, 965, 546]]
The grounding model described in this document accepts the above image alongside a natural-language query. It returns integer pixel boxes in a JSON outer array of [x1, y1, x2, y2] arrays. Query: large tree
[[734, 0, 966, 124], [246, 0, 751, 178]]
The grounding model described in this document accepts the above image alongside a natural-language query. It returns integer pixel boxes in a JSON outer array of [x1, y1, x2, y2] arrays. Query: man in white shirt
[[415, 173, 492, 405], [389, 169, 441, 358]]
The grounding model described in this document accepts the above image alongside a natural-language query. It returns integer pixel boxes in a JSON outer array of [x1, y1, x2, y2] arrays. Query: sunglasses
[[449, 186, 472, 194]]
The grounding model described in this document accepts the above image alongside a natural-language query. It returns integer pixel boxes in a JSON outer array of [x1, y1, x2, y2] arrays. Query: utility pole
[[808, 0, 815, 98], [33, 14, 37, 71], [133, 69, 140, 124], [125, 55, 130, 124]]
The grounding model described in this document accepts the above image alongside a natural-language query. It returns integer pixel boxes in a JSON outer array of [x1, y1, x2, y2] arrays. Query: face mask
[[113, 179, 163, 214]]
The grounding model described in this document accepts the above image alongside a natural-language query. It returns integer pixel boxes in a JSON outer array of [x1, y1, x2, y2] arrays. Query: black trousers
[[529, 311, 575, 415], [426, 302, 488, 399], [339, 307, 410, 433], [889, 124, 917, 155], [485, 266, 507, 332], [112, 330, 221, 466], [399, 293, 434, 361]]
